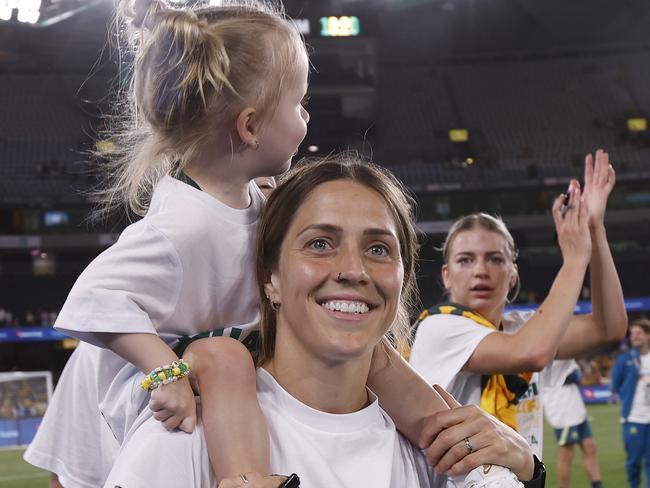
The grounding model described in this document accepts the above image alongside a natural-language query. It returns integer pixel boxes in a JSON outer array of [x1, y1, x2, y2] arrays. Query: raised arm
[[556, 150, 627, 358], [465, 184, 592, 374]]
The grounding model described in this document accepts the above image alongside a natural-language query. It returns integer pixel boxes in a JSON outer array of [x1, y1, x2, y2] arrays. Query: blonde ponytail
[[96, 1, 305, 217]]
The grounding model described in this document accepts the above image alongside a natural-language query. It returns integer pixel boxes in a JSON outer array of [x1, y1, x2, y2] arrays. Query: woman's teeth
[[322, 300, 369, 314]]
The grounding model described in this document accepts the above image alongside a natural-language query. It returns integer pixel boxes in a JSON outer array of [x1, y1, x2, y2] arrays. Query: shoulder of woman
[[414, 311, 485, 341]]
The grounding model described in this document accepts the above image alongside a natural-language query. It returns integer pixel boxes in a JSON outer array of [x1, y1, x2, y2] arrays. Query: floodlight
[[17, 6, 39, 23], [628, 118, 648, 132], [448, 129, 469, 142]]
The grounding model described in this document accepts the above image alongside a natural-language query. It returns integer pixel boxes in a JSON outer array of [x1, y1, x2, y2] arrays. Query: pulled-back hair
[[255, 153, 420, 365], [441, 213, 518, 264], [98, 0, 306, 217], [440, 213, 520, 302]]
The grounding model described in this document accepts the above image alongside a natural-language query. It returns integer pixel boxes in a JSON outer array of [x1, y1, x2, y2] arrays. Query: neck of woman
[[263, 349, 373, 415]]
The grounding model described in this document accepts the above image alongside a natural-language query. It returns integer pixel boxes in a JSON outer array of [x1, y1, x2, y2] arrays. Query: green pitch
[[0, 403, 628, 488], [0, 449, 47, 488], [542, 402, 628, 487]]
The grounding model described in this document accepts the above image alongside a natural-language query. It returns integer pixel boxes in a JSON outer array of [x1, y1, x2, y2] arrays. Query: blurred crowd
[[0, 308, 58, 327], [0, 377, 49, 419]]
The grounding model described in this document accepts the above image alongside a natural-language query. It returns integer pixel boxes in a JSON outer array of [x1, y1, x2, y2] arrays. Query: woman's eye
[[369, 244, 389, 257], [458, 257, 470, 264], [308, 239, 331, 251], [490, 256, 505, 264]]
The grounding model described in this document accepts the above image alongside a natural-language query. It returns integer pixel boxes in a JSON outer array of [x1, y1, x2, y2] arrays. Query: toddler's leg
[[183, 337, 270, 483], [49, 473, 64, 488]]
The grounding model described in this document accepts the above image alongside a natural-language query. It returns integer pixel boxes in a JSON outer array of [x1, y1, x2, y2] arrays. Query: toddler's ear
[[236, 107, 260, 149]]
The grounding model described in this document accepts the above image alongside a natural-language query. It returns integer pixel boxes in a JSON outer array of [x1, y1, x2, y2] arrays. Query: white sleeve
[[104, 412, 214, 488], [538, 358, 576, 390], [409, 314, 494, 390], [54, 222, 182, 346]]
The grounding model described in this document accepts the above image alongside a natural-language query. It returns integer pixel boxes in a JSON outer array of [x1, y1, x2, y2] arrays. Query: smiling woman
[[103, 154, 538, 488]]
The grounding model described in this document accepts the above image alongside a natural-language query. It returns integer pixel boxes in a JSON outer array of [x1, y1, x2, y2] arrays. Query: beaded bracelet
[[140, 359, 190, 392]]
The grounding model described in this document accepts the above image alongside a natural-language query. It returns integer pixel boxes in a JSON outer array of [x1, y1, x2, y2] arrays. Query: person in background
[[542, 360, 603, 488], [410, 149, 627, 458], [612, 318, 650, 488]]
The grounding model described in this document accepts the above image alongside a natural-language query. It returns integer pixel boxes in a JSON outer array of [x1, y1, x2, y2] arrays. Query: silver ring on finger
[[464, 437, 473, 453], [239, 473, 249, 484]]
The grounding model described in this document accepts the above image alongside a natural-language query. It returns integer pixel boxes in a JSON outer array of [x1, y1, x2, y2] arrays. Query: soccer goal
[[0, 371, 53, 448]]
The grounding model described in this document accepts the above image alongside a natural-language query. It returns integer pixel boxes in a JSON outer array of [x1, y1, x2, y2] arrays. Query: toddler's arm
[[98, 332, 196, 432], [367, 337, 450, 448]]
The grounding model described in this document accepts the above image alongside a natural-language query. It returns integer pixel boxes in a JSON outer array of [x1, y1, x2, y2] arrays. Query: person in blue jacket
[[612, 318, 650, 488]]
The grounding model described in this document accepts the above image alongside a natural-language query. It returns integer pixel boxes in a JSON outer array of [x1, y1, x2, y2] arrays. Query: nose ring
[[337, 272, 342, 281]]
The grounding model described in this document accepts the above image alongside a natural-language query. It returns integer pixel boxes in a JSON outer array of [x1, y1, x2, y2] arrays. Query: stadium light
[[628, 117, 648, 132], [0, 0, 41, 24], [0, 7, 11, 20], [448, 128, 469, 143]]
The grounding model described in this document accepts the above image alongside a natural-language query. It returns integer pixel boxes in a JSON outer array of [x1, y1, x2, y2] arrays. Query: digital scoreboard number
[[319, 15, 360, 37]]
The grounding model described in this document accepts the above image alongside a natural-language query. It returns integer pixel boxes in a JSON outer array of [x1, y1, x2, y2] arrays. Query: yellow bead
[[172, 367, 181, 376], [157, 372, 167, 381]]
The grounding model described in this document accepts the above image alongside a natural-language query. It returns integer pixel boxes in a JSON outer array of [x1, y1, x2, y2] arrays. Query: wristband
[[140, 359, 190, 391], [521, 455, 546, 488]]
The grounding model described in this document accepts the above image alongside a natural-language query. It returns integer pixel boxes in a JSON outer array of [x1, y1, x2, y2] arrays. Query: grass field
[[0, 403, 629, 487]]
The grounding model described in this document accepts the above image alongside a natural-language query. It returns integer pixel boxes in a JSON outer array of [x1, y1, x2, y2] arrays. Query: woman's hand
[[419, 385, 535, 481], [582, 149, 616, 229], [149, 376, 197, 433], [552, 180, 591, 268]]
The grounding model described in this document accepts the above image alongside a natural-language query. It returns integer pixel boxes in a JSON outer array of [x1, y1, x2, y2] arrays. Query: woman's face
[[266, 180, 404, 365], [442, 227, 517, 320]]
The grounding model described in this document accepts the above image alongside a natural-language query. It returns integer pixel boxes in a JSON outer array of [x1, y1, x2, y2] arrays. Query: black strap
[[521, 455, 546, 488], [174, 329, 260, 357], [175, 171, 202, 191]]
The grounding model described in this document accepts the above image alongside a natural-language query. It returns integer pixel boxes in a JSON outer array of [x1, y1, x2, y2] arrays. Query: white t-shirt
[[541, 360, 587, 429], [24, 176, 264, 487], [628, 352, 650, 424], [410, 309, 573, 458], [104, 368, 442, 488]]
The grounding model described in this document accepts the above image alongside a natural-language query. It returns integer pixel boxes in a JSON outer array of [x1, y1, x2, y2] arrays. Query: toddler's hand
[[149, 376, 197, 433]]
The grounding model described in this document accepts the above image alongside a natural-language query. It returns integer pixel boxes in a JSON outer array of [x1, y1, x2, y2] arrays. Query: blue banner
[[0, 417, 43, 447], [580, 385, 613, 405], [18, 417, 41, 445], [0, 418, 19, 447], [506, 296, 650, 314], [0, 327, 68, 343]]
